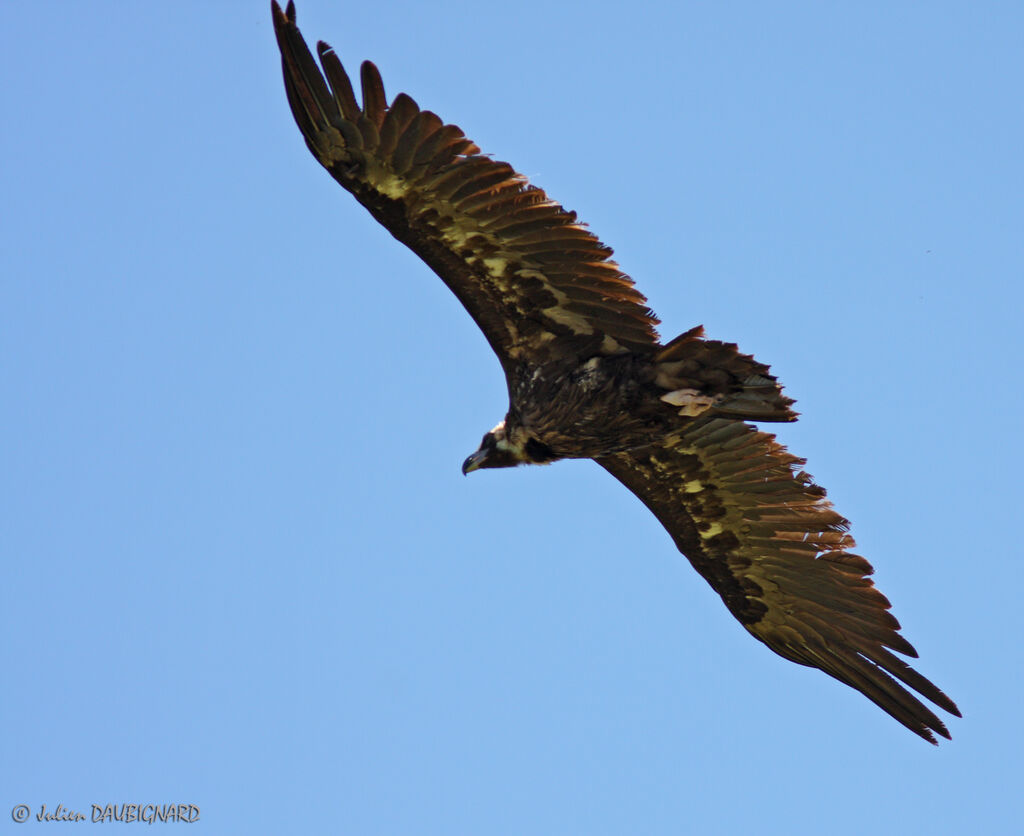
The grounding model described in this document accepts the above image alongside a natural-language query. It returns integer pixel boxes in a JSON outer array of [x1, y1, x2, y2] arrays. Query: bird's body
[[509, 353, 662, 461], [272, 1, 959, 743], [484, 331, 796, 468]]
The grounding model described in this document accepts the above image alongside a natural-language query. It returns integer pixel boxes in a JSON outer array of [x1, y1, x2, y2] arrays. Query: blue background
[[3, 1, 1021, 833]]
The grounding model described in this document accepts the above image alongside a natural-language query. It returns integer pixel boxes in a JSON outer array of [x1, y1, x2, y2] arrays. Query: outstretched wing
[[272, 1, 660, 375], [597, 418, 960, 743]]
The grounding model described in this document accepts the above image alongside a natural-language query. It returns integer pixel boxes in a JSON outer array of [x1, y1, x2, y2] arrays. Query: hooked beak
[[462, 448, 488, 475]]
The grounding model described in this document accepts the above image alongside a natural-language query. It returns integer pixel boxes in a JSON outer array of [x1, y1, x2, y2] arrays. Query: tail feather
[[655, 326, 797, 423]]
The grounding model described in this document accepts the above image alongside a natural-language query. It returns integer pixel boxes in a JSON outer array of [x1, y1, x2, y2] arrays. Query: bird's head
[[462, 420, 556, 474]]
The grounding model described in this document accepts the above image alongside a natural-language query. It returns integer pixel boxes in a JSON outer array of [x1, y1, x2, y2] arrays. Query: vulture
[[271, 1, 959, 743]]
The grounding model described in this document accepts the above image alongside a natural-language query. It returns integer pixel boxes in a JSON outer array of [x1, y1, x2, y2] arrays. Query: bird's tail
[[654, 326, 797, 422]]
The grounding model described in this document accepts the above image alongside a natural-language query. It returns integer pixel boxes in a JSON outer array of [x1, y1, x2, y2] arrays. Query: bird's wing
[[596, 417, 960, 743], [272, 1, 660, 375]]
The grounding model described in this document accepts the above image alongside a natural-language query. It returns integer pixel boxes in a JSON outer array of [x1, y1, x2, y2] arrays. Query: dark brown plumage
[[271, 1, 959, 743]]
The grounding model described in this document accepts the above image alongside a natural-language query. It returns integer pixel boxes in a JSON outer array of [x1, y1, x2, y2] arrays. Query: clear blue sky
[[3, 1, 1021, 833]]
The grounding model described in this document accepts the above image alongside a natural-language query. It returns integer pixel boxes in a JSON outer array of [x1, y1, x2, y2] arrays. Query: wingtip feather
[[271, 0, 295, 24], [360, 60, 387, 125]]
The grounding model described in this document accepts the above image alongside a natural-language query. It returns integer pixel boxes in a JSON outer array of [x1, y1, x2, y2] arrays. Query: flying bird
[[271, 1, 959, 743]]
